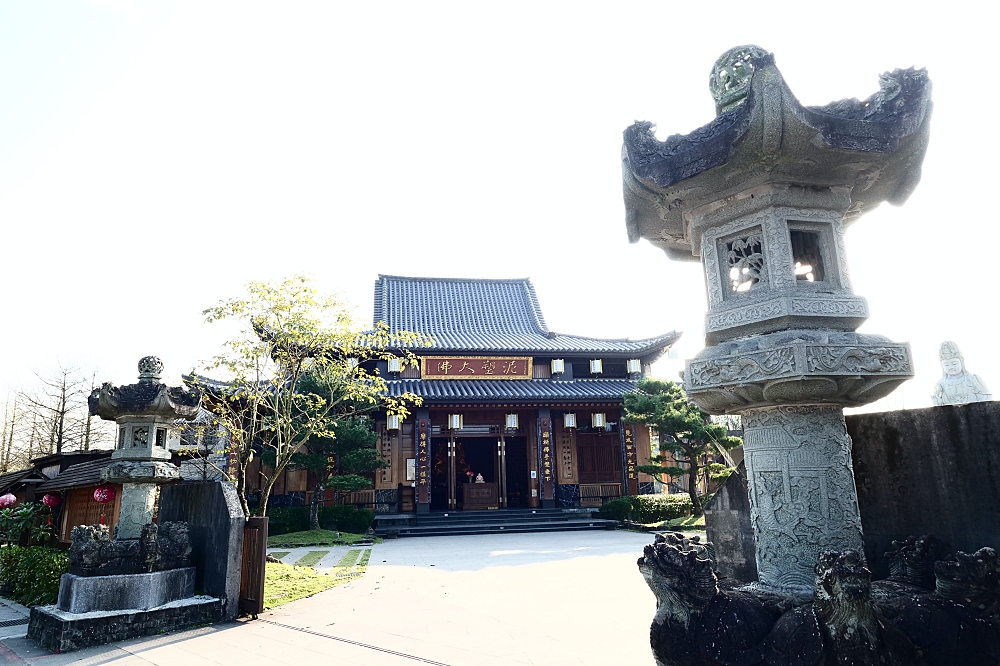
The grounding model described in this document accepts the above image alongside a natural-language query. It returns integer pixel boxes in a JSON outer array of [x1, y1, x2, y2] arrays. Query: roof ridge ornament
[[708, 45, 769, 115]]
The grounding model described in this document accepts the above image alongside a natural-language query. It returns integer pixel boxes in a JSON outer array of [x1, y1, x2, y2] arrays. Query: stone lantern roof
[[622, 47, 932, 261], [88, 356, 202, 422]]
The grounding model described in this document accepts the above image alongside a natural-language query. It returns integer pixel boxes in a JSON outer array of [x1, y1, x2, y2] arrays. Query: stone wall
[[703, 463, 757, 583], [704, 402, 1000, 582], [159, 482, 244, 620], [848, 401, 1000, 578]]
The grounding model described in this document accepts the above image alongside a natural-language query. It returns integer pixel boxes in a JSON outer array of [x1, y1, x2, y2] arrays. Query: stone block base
[[57, 567, 195, 613], [28, 596, 222, 653]]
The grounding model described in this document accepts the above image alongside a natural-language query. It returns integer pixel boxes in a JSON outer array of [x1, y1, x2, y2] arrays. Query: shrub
[[319, 505, 374, 534], [265, 506, 310, 536], [264, 505, 375, 536], [599, 494, 695, 523], [0, 545, 68, 606], [635, 493, 695, 523], [597, 498, 632, 522]]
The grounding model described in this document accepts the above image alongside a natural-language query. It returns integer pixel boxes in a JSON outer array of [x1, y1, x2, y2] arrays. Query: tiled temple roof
[[0, 468, 43, 494], [36, 457, 112, 491], [385, 378, 638, 404], [374, 275, 679, 357]]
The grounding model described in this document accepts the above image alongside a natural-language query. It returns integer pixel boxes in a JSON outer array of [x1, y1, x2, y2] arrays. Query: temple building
[[368, 275, 679, 513]]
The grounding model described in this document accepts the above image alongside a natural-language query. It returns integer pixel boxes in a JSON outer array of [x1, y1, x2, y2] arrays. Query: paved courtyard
[[1, 530, 659, 665]]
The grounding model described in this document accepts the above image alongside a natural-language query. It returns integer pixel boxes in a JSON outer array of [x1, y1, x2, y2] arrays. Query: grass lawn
[[294, 550, 330, 567], [638, 514, 706, 531], [264, 562, 344, 609], [266, 529, 378, 548], [666, 514, 706, 529], [263, 547, 373, 609]]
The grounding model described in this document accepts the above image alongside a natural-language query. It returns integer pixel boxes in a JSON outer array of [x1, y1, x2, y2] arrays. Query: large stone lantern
[[89, 356, 202, 539], [622, 47, 930, 594]]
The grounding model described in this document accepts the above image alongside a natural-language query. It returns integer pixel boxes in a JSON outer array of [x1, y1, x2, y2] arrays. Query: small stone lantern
[[89, 356, 202, 539]]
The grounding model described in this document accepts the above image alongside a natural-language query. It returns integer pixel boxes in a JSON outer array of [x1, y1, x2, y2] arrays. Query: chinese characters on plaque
[[417, 419, 429, 504], [559, 428, 574, 481], [623, 424, 637, 492], [379, 429, 393, 484], [541, 419, 553, 484], [421, 356, 532, 380]]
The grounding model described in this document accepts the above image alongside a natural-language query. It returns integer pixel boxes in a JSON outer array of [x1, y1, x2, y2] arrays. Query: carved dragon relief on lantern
[[685, 334, 913, 414], [742, 406, 865, 593]]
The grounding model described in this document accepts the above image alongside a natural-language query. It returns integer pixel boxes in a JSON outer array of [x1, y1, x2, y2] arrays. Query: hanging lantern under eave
[[0, 493, 16, 509], [386, 414, 401, 430], [346, 358, 360, 371], [505, 413, 519, 430], [626, 359, 642, 374], [590, 359, 603, 374], [448, 414, 464, 430], [591, 413, 606, 429], [94, 485, 116, 504], [42, 493, 61, 508], [387, 357, 402, 373], [550, 359, 565, 375], [563, 413, 577, 429]]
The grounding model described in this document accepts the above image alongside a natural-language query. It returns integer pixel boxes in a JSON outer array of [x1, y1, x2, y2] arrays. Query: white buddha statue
[[932, 341, 991, 406]]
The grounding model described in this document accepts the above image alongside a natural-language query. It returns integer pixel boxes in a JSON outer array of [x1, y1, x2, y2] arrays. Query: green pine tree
[[623, 378, 741, 516]]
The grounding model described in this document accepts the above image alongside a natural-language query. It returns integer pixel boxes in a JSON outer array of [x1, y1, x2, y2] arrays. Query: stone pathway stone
[[0, 596, 31, 641]]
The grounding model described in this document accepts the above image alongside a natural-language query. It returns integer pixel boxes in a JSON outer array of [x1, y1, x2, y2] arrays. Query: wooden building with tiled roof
[[369, 275, 679, 513]]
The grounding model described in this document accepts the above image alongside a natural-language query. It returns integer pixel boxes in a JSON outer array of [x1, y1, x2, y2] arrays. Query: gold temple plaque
[[420, 356, 532, 380]]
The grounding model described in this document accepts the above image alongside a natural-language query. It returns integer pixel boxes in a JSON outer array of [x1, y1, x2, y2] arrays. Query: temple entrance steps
[[375, 508, 617, 538]]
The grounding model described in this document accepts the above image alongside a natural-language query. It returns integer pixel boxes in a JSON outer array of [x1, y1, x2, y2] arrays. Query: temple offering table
[[461, 482, 498, 510]]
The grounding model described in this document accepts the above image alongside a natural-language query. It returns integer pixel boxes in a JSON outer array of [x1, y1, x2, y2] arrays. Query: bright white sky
[[1, 1, 995, 412]]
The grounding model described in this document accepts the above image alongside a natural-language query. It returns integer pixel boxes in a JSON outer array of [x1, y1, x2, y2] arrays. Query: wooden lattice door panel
[[577, 436, 622, 485], [61, 486, 121, 541]]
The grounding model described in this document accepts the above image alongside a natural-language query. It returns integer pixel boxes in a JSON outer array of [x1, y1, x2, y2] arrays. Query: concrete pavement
[[1, 530, 660, 665]]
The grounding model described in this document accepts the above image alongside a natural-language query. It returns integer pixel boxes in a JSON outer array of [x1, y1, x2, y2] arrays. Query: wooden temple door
[[448, 431, 457, 509]]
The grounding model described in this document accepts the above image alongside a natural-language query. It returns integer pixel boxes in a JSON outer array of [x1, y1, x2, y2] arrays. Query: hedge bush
[[265, 506, 311, 536], [265, 505, 374, 536], [320, 505, 374, 534], [597, 498, 632, 521], [598, 494, 694, 523], [0, 545, 68, 606]]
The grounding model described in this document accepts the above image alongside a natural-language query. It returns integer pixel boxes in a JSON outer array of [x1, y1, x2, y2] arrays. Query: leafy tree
[[291, 416, 384, 530], [193, 276, 425, 517], [623, 379, 741, 516]]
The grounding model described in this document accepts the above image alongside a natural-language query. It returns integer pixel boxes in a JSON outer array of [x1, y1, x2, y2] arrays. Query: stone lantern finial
[[137, 355, 163, 383], [708, 45, 769, 115]]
